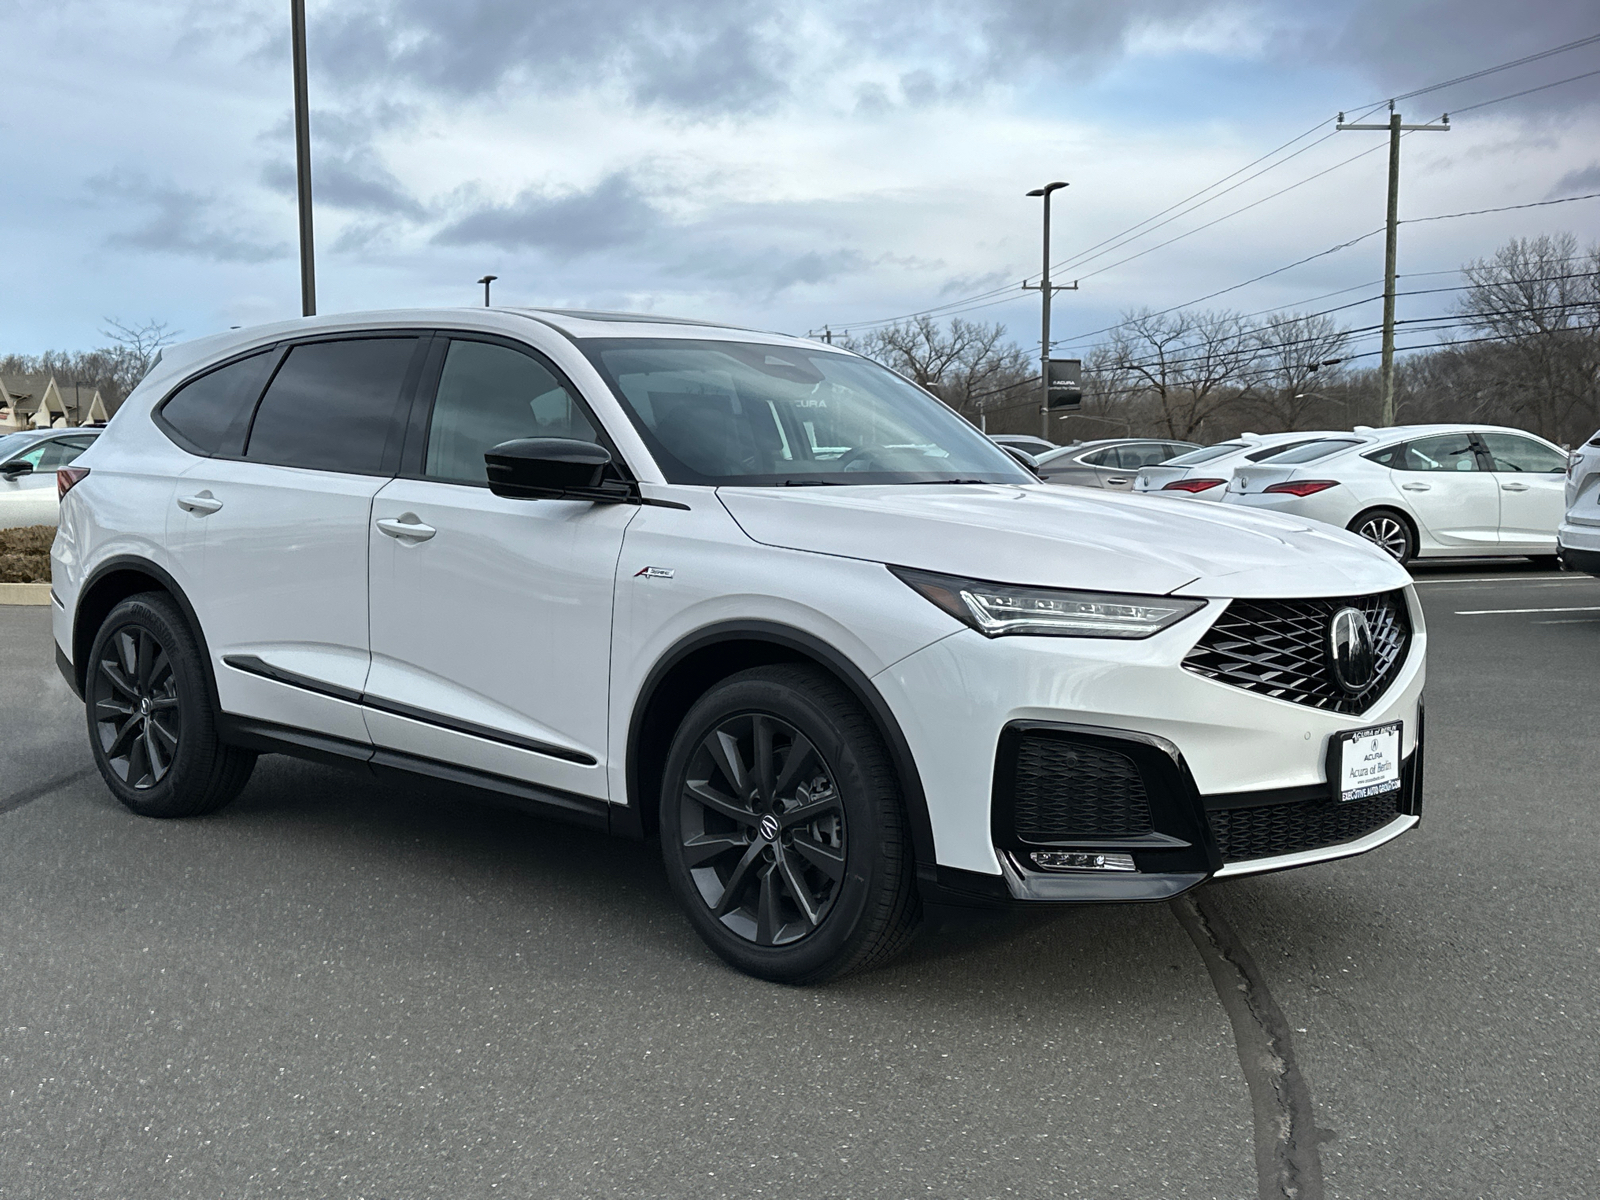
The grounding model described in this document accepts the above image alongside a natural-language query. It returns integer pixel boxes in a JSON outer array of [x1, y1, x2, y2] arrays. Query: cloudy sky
[[4, 0, 1598, 362]]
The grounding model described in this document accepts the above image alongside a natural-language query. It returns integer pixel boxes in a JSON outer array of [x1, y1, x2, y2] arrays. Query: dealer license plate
[[1329, 722, 1402, 803]]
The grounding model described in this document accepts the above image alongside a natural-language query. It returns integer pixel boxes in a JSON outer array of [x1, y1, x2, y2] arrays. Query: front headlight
[[890, 566, 1206, 639]]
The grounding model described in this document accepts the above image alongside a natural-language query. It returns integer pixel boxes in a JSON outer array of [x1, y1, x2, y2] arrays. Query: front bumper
[[1558, 520, 1600, 576]]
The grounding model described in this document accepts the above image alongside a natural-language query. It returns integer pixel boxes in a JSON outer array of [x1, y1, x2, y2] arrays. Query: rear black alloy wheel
[[85, 594, 256, 818], [1350, 510, 1415, 563], [660, 665, 920, 984], [679, 712, 847, 947], [92, 624, 181, 789]]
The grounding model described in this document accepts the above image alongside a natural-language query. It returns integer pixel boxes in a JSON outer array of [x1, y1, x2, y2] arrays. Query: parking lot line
[[1414, 576, 1581, 585], [1453, 605, 1600, 615]]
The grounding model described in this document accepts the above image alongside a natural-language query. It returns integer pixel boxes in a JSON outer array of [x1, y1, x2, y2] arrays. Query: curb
[[0, 582, 52, 606]]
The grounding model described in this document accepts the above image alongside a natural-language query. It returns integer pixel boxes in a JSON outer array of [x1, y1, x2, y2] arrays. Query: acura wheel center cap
[[139, 697, 152, 716], [758, 814, 780, 842], [1328, 607, 1377, 693]]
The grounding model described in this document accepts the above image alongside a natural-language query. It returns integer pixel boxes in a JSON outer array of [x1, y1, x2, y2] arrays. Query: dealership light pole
[[290, 0, 316, 317], [1024, 183, 1076, 440]]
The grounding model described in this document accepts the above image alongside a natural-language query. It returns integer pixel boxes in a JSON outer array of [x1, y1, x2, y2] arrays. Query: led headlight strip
[[891, 566, 1205, 639]]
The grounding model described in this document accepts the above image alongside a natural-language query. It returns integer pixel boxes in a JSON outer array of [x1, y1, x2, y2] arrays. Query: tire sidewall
[[86, 595, 217, 816], [659, 670, 898, 982]]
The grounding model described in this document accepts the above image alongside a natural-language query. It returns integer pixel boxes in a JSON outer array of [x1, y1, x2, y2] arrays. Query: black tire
[[85, 593, 256, 818], [1348, 508, 1417, 564], [659, 664, 921, 984], [1529, 555, 1563, 571]]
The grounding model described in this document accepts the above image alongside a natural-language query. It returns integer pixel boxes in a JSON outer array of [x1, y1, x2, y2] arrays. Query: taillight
[[57, 466, 90, 500], [1263, 479, 1339, 497], [1162, 478, 1225, 493]]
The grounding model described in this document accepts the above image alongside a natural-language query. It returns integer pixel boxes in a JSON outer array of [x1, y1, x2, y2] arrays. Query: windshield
[[1262, 438, 1362, 464], [1164, 441, 1248, 466], [582, 339, 1034, 486]]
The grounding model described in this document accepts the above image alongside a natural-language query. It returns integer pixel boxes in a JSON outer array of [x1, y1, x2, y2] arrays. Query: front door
[[1384, 431, 1501, 551], [1475, 431, 1569, 552], [366, 334, 636, 802]]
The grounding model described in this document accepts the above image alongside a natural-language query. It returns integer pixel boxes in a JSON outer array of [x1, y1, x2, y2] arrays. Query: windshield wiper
[[782, 478, 843, 486]]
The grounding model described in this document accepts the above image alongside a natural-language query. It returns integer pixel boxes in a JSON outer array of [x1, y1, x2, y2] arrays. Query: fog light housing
[[1030, 851, 1137, 872]]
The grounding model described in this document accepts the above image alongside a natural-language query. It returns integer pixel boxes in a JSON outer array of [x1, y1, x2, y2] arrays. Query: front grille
[[1012, 734, 1154, 840], [1211, 791, 1401, 863], [1182, 590, 1411, 714]]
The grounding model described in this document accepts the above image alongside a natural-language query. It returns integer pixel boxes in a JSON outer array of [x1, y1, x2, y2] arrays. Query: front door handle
[[176, 491, 223, 515], [376, 514, 436, 542], [1104, 476, 1133, 486], [1501, 482, 1530, 492], [1400, 482, 1431, 492]]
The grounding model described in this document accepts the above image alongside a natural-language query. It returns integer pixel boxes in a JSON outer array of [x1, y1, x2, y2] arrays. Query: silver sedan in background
[[1034, 437, 1200, 490]]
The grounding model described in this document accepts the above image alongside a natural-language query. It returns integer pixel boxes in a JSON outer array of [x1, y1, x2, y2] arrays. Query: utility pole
[[290, 0, 316, 317], [478, 275, 498, 307], [1337, 104, 1449, 425], [1024, 182, 1077, 440]]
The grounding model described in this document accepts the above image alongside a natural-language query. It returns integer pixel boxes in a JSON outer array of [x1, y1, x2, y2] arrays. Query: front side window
[[1477, 432, 1566, 473], [11, 439, 75, 471], [1373, 433, 1481, 472], [158, 349, 277, 456], [582, 339, 1032, 487], [245, 338, 419, 475], [425, 339, 600, 484]]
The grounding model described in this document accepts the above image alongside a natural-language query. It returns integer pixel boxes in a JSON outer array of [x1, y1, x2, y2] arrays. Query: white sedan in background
[[1558, 429, 1600, 577], [1222, 424, 1569, 565], [0, 428, 101, 529], [1134, 431, 1349, 500]]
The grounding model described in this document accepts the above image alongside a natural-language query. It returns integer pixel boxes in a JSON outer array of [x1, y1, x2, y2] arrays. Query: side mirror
[[484, 438, 633, 502], [1001, 446, 1044, 478], [1, 461, 33, 481]]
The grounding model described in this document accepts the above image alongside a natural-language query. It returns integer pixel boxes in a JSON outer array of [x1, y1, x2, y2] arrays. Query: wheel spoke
[[789, 833, 845, 882], [148, 650, 173, 693], [681, 831, 749, 867], [124, 729, 150, 787], [99, 660, 139, 701], [115, 630, 138, 679], [104, 714, 141, 760], [752, 716, 776, 805], [95, 697, 136, 719], [774, 845, 822, 926], [686, 779, 759, 826], [149, 695, 180, 712], [778, 793, 841, 829], [707, 728, 750, 800], [143, 726, 169, 781], [754, 864, 783, 945], [135, 630, 154, 691], [712, 840, 766, 918], [147, 715, 179, 754], [773, 733, 820, 798]]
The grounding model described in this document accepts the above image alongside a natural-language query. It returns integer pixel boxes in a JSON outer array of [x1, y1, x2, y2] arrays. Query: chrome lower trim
[[1212, 812, 1417, 879]]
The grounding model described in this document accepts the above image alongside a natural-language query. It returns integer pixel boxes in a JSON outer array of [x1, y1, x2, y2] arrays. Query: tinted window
[[1248, 439, 1319, 462], [1265, 438, 1361, 465], [1164, 442, 1198, 460], [159, 350, 276, 455], [14, 439, 77, 471], [1080, 447, 1117, 466], [1116, 443, 1179, 469], [1166, 442, 1248, 466], [245, 338, 418, 474], [425, 340, 599, 484], [1373, 433, 1481, 472], [1478, 432, 1566, 473]]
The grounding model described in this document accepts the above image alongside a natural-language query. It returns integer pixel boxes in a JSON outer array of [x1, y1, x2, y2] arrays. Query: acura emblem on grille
[[1328, 607, 1376, 694]]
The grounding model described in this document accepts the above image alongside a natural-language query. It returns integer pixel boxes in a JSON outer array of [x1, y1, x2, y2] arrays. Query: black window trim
[[396, 328, 635, 487]]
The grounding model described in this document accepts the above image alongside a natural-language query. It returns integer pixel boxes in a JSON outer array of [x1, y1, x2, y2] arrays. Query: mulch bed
[[0, 525, 53, 583]]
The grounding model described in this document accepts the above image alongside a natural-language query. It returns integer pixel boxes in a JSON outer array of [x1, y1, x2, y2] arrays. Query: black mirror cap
[[484, 438, 631, 501], [1001, 445, 1044, 478], [1, 461, 34, 478]]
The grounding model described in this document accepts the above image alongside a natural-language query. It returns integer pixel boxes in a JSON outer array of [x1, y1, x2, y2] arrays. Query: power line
[[1449, 64, 1600, 114], [1405, 190, 1600, 223], [1390, 35, 1600, 104]]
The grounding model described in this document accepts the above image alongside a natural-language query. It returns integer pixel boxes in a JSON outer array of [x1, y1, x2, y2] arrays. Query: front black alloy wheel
[[660, 665, 920, 983], [85, 593, 256, 818]]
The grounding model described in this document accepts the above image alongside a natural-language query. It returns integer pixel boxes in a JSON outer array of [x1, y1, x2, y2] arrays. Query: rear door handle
[[1104, 476, 1133, 486], [1501, 482, 1530, 492], [376, 515, 436, 542], [1400, 483, 1431, 492], [176, 491, 223, 515]]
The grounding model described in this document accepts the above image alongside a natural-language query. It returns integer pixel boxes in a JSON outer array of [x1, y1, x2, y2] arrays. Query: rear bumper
[[1557, 522, 1600, 575]]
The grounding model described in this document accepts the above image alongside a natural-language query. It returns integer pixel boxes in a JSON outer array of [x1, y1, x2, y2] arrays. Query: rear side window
[[158, 350, 277, 456], [1478, 432, 1566, 473], [245, 338, 419, 475], [424, 339, 599, 484], [1116, 443, 1178, 469], [1080, 447, 1116, 466]]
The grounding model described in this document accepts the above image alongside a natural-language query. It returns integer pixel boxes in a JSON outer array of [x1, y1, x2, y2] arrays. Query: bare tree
[[1106, 308, 1258, 440], [1240, 311, 1352, 431], [101, 318, 181, 383], [841, 316, 1032, 421]]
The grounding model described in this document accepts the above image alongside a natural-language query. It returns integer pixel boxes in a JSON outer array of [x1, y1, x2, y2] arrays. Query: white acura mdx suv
[[51, 309, 1427, 982]]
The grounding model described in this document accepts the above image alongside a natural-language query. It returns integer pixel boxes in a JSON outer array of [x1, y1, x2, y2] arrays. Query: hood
[[717, 483, 1410, 599]]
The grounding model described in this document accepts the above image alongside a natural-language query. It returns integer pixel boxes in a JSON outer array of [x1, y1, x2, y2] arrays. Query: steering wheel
[[834, 446, 882, 472]]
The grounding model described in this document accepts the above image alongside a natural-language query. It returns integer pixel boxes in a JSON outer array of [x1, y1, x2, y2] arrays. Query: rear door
[[173, 335, 425, 742], [365, 333, 635, 801], [1097, 443, 1173, 491], [1474, 431, 1568, 551], [1375, 432, 1500, 550]]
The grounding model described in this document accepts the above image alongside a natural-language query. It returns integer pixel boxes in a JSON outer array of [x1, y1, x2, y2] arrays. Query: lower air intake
[[1210, 792, 1401, 864], [1011, 733, 1155, 840]]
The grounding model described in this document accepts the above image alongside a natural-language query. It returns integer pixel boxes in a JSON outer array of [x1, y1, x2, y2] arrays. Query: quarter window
[[424, 340, 600, 484], [1477, 432, 1566, 473], [159, 349, 277, 456], [245, 338, 419, 475]]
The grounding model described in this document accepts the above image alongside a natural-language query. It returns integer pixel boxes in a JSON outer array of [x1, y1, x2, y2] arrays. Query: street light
[[478, 275, 498, 307], [1025, 182, 1070, 440]]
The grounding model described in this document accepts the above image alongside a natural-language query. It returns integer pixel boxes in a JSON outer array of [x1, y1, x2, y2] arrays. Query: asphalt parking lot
[[2, 561, 1597, 1200]]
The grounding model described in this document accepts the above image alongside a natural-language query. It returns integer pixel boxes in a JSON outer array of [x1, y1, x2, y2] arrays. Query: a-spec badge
[[634, 566, 675, 580]]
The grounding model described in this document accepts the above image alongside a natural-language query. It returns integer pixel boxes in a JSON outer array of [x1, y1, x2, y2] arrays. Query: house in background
[[0, 373, 108, 431]]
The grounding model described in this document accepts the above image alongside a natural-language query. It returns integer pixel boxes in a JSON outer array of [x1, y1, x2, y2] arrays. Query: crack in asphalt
[[1173, 889, 1326, 1200], [0, 766, 96, 816]]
